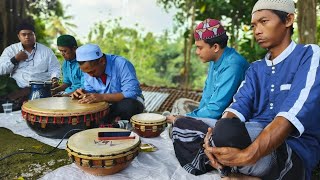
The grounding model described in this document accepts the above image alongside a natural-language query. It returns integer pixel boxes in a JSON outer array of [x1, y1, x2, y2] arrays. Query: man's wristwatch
[[10, 57, 19, 65]]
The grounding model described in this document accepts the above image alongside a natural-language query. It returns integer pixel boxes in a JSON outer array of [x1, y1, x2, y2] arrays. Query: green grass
[[0, 128, 71, 180]]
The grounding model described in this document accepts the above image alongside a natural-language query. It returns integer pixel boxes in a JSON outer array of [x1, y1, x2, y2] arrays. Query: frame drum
[[21, 97, 109, 138]]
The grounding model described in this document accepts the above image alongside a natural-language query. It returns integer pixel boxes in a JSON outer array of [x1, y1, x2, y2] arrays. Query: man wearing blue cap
[[51, 35, 83, 96], [72, 44, 144, 124]]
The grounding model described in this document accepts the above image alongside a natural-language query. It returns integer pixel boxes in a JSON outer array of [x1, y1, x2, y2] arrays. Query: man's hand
[[78, 93, 104, 104], [203, 127, 223, 169], [51, 86, 61, 96], [71, 88, 86, 100], [51, 77, 59, 88], [15, 51, 28, 62], [166, 115, 185, 123]]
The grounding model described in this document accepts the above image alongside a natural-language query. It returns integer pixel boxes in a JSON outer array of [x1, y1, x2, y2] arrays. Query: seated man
[[173, 117, 273, 178], [51, 35, 83, 96], [71, 44, 144, 124], [167, 19, 249, 123], [201, 0, 320, 179], [0, 22, 60, 112]]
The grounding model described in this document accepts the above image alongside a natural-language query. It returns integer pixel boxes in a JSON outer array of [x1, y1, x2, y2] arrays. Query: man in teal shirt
[[167, 19, 249, 122], [51, 35, 83, 96]]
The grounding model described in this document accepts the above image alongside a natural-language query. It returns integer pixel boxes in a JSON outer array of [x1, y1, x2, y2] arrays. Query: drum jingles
[[66, 128, 140, 176], [29, 81, 52, 100], [21, 97, 109, 138], [131, 113, 167, 138]]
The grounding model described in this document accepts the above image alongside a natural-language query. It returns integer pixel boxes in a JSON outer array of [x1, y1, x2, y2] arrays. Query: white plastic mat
[[0, 111, 220, 180]]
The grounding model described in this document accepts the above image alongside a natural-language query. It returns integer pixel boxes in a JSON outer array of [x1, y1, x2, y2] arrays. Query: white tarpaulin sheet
[[0, 111, 220, 180]]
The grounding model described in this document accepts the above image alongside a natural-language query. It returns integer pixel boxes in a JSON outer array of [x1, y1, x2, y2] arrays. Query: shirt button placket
[[270, 64, 275, 110]]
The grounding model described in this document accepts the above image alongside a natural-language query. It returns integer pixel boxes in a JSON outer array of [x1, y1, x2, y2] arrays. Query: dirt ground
[[0, 128, 71, 180]]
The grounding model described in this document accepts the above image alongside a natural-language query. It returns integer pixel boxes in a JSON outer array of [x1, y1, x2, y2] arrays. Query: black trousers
[[105, 98, 144, 123]]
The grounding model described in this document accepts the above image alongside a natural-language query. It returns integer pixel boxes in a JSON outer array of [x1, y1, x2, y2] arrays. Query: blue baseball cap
[[76, 44, 103, 62]]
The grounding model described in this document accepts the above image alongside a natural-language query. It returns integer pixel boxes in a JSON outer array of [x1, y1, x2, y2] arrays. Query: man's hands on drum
[[71, 88, 104, 104], [78, 93, 104, 104]]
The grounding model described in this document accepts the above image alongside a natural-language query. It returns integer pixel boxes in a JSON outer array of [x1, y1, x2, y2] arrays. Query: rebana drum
[[131, 113, 167, 138], [21, 97, 109, 138], [66, 128, 140, 176]]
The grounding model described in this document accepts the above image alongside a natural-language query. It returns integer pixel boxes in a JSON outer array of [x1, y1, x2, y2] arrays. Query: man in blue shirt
[[167, 19, 249, 123], [51, 35, 83, 96], [71, 44, 144, 124], [203, 0, 320, 179]]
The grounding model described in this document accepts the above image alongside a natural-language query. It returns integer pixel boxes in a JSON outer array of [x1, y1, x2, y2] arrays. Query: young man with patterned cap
[[203, 0, 320, 179], [168, 18, 250, 176], [71, 43, 144, 124], [0, 21, 60, 112], [51, 35, 83, 96], [167, 19, 249, 123]]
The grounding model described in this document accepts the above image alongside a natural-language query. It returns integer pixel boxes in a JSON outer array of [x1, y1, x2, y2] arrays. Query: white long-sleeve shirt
[[0, 42, 61, 88]]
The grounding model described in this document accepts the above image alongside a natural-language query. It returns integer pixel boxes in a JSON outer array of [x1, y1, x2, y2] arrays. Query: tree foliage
[[87, 18, 207, 89]]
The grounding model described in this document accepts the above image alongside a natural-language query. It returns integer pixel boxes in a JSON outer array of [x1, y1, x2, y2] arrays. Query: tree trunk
[[297, 0, 317, 44], [185, 1, 195, 93], [0, 0, 29, 53]]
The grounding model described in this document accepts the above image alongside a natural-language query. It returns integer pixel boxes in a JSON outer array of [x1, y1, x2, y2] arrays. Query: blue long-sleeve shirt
[[187, 47, 249, 119], [83, 54, 142, 101], [62, 58, 84, 93], [226, 42, 320, 180]]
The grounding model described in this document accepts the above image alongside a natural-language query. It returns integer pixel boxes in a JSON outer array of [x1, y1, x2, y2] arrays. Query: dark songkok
[[16, 22, 35, 34], [57, 35, 77, 47]]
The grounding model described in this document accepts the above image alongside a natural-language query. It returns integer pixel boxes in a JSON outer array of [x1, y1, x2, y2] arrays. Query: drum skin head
[[131, 113, 166, 124], [67, 128, 140, 156], [22, 97, 108, 116]]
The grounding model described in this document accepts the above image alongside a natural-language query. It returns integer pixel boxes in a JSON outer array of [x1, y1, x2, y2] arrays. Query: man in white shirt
[[0, 22, 61, 112]]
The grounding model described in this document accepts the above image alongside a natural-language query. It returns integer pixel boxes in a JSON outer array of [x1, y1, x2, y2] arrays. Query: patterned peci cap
[[193, 19, 226, 41]]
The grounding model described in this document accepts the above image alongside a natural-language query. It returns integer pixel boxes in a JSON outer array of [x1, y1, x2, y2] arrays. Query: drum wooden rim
[[22, 97, 109, 117], [67, 128, 140, 158], [66, 145, 140, 160]]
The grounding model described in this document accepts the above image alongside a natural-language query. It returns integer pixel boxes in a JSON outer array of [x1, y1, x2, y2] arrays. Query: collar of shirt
[[105, 54, 113, 77], [66, 58, 77, 65], [212, 46, 231, 69], [100, 54, 113, 86], [18, 42, 37, 53], [265, 41, 297, 66]]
